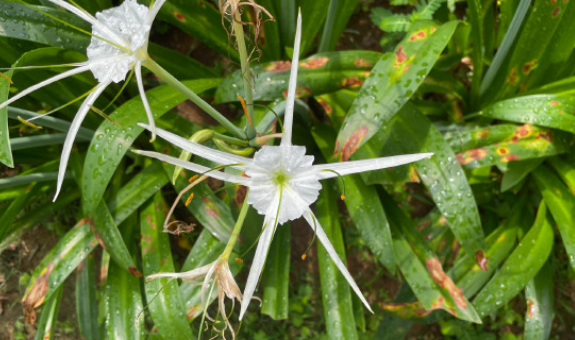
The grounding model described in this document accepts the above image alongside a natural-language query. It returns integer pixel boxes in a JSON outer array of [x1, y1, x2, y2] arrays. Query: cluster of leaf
[[1, 0, 575, 339]]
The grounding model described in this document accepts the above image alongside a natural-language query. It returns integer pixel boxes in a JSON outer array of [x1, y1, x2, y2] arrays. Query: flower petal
[[53, 80, 110, 201], [147, 0, 167, 26], [303, 210, 373, 313], [135, 63, 156, 142], [48, 0, 129, 47], [280, 10, 302, 147], [239, 193, 281, 320], [313, 153, 434, 179], [138, 123, 254, 169], [131, 149, 251, 185], [0, 64, 91, 111]]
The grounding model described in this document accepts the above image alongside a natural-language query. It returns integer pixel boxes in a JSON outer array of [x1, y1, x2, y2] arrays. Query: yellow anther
[[185, 192, 194, 206], [235, 257, 244, 264], [237, 95, 252, 126], [301, 254, 307, 260], [340, 195, 345, 200], [188, 175, 198, 183], [18, 116, 43, 130], [0, 71, 13, 84]]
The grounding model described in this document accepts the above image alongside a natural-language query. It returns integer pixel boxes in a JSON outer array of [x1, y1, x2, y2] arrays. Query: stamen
[[237, 95, 252, 126], [185, 192, 194, 206], [235, 257, 243, 264], [301, 254, 307, 260], [322, 169, 347, 201], [28, 85, 96, 122], [189, 174, 199, 183], [18, 116, 42, 130], [137, 277, 175, 321], [301, 213, 318, 260], [102, 68, 135, 112], [341, 195, 345, 200], [0, 72, 13, 84], [89, 105, 121, 126]]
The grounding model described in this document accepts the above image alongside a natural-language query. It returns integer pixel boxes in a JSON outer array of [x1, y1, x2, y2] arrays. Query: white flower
[[146, 256, 242, 339], [134, 12, 433, 319], [0, 0, 166, 201]]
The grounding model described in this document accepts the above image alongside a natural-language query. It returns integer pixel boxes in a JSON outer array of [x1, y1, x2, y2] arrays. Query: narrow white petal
[[147, 0, 167, 26], [48, 0, 128, 47], [53, 81, 110, 201], [313, 153, 434, 180], [135, 63, 156, 142], [0, 65, 91, 111], [132, 149, 251, 185], [138, 123, 254, 169], [303, 210, 373, 313], [280, 10, 302, 147], [239, 194, 281, 320]]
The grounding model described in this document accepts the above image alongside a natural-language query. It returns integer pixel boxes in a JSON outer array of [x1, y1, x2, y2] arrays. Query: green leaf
[[0, 67, 14, 167], [82, 79, 221, 214], [298, 0, 329, 55], [532, 164, 575, 271], [107, 162, 169, 225], [214, 51, 381, 103], [472, 202, 553, 317], [0, 2, 90, 52], [72, 0, 113, 15], [141, 192, 193, 340], [148, 43, 218, 80], [316, 184, 359, 339], [524, 261, 553, 340], [318, 0, 360, 52], [443, 124, 518, 154], [22, 219, 98, 320], [479, 95, 575, 135], [335, 20, 459, 161], [0, 183, 40, 242], [501, 158, 543, 192], [75, 253, 100, 340], [34, 285, 63, 340], [312, 122, 395, 272], [91, 201, 141, 276], [548, 156, 575, 193], [253, 0, 281, 61], [261, 223, 290, 320], [357, 103, 484, 256], [150, 0, 238, 61]]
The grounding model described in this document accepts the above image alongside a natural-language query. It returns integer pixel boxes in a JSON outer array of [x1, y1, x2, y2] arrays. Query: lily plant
[[134, 8, 432, 320], [135, 11, 433, 320]]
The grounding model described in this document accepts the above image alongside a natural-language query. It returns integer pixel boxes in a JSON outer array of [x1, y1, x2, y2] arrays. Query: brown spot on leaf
[[340, 126, 369, 161], [409, 30, 427, 41], [394, 46, 407, 66], [87, 217, 107, 249], [265, 61, 291, 72], [233, 185, 247, 206], [426, 257, 467, 310], [507, 66, 518, 85], [501, 154, 519, 162], [522, 60, 537, 74], [299, 57, 329, 68], [333, 139, 340, 157], [282, 85, 312, 99], [22, 262, 55, 325], [457, 148, 489, 165], [317, 98, 333, 115], [475, 250, 488, 271], [173, 11, 186, 22], [527, 299, 536, 318], [549, 100, 560, 107], [512, 124, 534, 143], [477, 129, 489, 138], [380, 301, 432, 318], [202, 197, 220, 217], [496, 147, 509, 155], [553, 6, 561, 16], [128, 267, 143, 278], [338, 77, 364, 88], [354, 58, 371, 67]]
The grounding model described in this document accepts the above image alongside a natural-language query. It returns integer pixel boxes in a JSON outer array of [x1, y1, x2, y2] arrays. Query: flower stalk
[[231, 13, 256, 141], [142, 58, 245, 139]]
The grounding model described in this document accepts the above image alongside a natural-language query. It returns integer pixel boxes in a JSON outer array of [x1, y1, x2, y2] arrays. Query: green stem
[[222, 192, 251, 259], [232, 15, 256, 140], [144, 59, 245, 139], [213, 132, 249, 147]]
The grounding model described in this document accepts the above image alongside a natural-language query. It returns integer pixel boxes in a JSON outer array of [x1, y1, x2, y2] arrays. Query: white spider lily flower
[[134, 11, 433, 319], [147, 256, 242, 339], [0, 0, 166, 201]]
